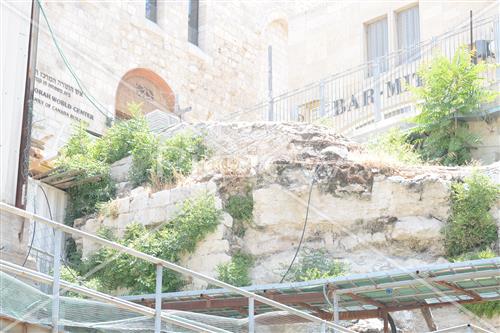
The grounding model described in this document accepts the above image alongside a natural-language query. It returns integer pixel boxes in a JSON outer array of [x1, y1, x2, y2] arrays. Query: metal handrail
[[0, 202, 355, 333], [0, 259, 229, 333]]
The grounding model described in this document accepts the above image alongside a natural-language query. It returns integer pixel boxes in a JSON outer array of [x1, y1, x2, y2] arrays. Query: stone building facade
[[287, 0, 498, 88], [30, 0, 500, 161], [32, 0, 292, 160]]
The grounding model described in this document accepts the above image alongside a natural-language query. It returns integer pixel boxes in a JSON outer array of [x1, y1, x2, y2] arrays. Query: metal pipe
[[0, 202, 354, 333], [16, 0, 40, 209], [155, 264, 163, 333], [268, 45, 273, 121], [0, 259, 229, 333], [333, 291, 339, 324], [248, 297, 255, 333], [51, 230, 62, 333]]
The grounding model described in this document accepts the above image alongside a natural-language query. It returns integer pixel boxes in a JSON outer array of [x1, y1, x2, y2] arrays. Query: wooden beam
[[420, 307, 437, 331], [434, 281, 482, 300], [296, 302, 331, 318], [383, 312, 389, 333], [346, 292, 386, 308]]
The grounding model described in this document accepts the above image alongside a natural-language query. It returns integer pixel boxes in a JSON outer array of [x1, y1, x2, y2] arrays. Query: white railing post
[[248, 297, 255, 333], [332, 289, 340, 333], [320, 321, 327, 333], [494, 14, 500, 81], [373, 60, 382, 122], [267, 45, 274, 121], [319, 79, 326, 117], [51, 230, 62, 333], [155, 264, 163, 333]]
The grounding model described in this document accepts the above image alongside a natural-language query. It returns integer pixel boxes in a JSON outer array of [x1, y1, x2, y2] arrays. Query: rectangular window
[[366, 17, 388, 74], [188, 0, 199, 45], [397, 5, 420, 63], [145, 0, 157, 23]]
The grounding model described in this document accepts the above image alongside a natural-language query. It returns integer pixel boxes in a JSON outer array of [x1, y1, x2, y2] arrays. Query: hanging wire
[[280, 165, 320, 283], [35, 0, 112, 122]]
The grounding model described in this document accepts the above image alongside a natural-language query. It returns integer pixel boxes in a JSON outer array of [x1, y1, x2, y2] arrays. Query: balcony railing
[[243, 14, 499, 137]]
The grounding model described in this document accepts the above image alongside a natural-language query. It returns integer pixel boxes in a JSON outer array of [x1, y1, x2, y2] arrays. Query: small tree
[[411, 47, 496, 165]]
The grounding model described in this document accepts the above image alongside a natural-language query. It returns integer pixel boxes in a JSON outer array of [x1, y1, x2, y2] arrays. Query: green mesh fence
[[0, 271, 330, 332]]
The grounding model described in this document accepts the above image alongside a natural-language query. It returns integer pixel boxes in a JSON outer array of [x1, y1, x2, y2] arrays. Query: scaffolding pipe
[[155, 264, 163, 333], [51, 230, 62, 333], [0, 259, 229, 333], [248, 297, 255, 333], [0, 202, 354, 333]]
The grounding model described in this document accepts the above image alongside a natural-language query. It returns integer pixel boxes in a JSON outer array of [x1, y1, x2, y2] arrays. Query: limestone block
[[109, 156, 132, 183], [115, 197, 130, 214], [391, 216, 443, 241], [149, 189, 171, 208], [142, 207, 168, 225], [220, 212, 233, 228], [80, 218, 100, 234], [129, 192, 149, 212]]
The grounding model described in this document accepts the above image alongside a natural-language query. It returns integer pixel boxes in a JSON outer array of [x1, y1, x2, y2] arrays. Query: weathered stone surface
[[391, 216, 443, 242], [72, 123, 500, 331], [110, 156, 132, 183]]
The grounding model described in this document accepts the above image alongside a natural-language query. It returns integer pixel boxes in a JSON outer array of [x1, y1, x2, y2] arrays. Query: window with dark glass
[[188, 0, 199, 45], [146, 0, 157, 23]]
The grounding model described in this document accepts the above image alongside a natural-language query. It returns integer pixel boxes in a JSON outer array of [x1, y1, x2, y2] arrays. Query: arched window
[[115, 68, 175, 119]]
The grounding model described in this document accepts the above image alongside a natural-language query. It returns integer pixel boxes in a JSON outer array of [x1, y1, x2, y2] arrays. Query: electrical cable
[[35, 0, 112, 121], [280, 165, 319, 283], [22, 182, 89, 288]]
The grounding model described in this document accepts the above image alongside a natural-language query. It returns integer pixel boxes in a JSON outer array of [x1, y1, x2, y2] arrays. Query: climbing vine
[[445, 172, 499, 318], [283, 248, 348, 282], [216, 251, 254, 287], [76, 193, 221, 293], [444, 172, 499, 258], [225, 190, 254, 237]]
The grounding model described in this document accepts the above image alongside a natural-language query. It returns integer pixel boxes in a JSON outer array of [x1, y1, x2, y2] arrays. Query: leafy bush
[[56, 124, 115, 224], [284, 248, 348, 282], [78, 194, 221, 293], [225, 191, 254, 237], [93, 103, 153, 164], [216, 251, 254, 287], [133, 133, 210, 187], [410, 47, 496, 165], [59, 266, 104, 295], [367, 128, 422, 165], [453, 249, 500, 318], [57, 104, 208, 223], [444, 172, 499, 258]]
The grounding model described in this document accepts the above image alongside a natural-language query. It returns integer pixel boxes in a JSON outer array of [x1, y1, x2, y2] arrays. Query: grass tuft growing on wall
[[216, 251, 254, 287]]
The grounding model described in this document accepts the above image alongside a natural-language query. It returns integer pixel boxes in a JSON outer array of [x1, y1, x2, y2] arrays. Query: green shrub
[[453, 249, 500, 318], [284, 248, 348, 282], [78, 193, 221, 293], [216, 251, 254, 287], [93, 104, 153, 164], [57, 104, 208, 223], [367, 128, 422, 165], [56, 124, 115, 224], [59, 266, 104, 296], [444, 172, 499, 258], [410, 47, 497, 165], [225, 191, 254, 237]]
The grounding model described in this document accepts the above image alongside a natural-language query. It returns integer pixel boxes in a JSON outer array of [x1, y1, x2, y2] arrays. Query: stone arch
[[115, 68, 175, 119]]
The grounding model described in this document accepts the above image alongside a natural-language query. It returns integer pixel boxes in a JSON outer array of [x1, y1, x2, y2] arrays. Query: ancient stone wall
[[73, 122, 500, 331]]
